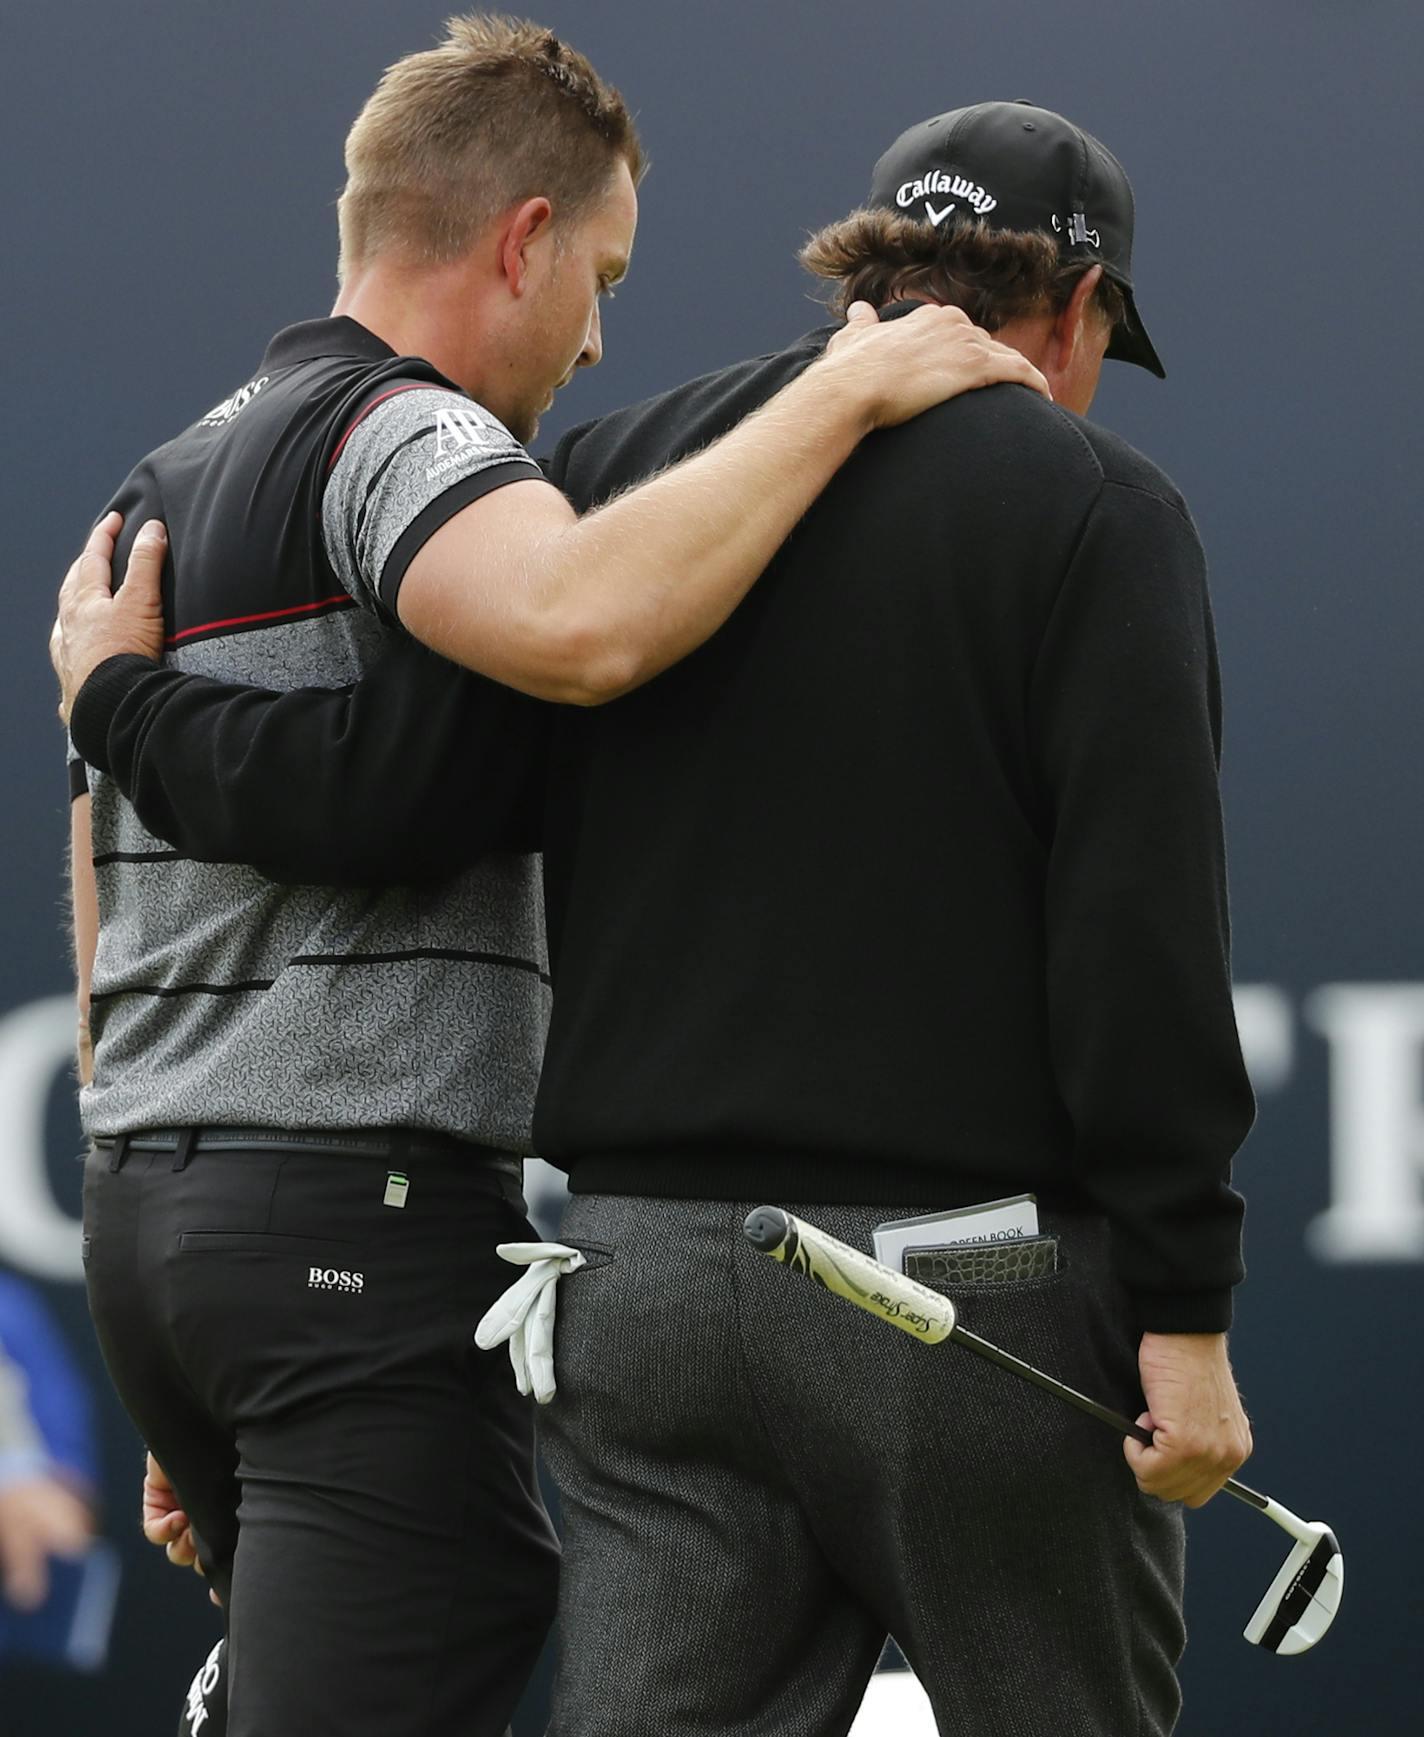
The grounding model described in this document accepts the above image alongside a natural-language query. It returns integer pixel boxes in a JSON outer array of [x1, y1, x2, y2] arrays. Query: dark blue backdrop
[[3, 2, 1419, 1730]]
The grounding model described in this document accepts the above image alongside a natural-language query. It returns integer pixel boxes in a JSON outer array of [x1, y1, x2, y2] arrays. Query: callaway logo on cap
[[867, 99, 1164, 377]]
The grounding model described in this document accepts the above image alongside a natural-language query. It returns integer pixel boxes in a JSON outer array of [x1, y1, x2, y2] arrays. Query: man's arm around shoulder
[[395, 304, 1048, 703], [57, 519, 540, 886]]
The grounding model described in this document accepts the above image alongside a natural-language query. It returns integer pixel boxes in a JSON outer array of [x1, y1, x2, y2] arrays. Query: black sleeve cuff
[[1129, 1287, 1235, 1335], [379, 459, 545, 619], [69, 653, 165, 774]]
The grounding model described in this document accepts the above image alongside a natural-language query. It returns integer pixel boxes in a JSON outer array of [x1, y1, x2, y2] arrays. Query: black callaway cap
[[867, 99, 1164, 378]]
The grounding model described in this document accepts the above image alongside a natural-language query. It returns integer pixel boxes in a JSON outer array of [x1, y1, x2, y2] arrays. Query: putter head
[[1242, 1524, 1343, 1654]]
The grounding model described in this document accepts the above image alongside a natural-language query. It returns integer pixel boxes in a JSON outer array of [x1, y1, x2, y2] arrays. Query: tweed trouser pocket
[[540, 1194, 1186, 1737]]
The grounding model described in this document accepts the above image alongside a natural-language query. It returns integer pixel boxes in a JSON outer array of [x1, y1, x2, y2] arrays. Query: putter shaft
[[948, 1322, 1269, 1512]]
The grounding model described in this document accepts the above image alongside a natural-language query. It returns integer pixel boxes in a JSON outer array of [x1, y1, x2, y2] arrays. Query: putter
[[744, 1205, 1343, 1656]]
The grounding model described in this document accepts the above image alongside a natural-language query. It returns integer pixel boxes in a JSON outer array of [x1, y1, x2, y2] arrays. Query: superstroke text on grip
[[742, 1206, 955, 1342]]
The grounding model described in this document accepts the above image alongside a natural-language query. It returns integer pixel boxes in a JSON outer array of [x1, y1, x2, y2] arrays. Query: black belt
[[94, 1125, 522, 1179]]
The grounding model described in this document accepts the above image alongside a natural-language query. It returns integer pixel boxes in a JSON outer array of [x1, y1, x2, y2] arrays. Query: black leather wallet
[[904, 1234, 1059, 1287]]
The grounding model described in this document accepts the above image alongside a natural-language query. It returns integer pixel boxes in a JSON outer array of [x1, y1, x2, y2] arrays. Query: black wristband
[[69, 653, 164, 774]]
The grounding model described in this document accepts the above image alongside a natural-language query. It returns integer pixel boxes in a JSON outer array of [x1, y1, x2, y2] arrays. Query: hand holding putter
[[744, 1206, 1342, 1657]]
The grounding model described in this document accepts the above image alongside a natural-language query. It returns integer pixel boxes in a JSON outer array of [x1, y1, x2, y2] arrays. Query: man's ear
[[1051, 263, 1104, 374], [498, 197, 554, 297]]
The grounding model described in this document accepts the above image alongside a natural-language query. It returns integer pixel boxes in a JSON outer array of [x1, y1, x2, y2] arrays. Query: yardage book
[[872, 1194, 1039, 1270]]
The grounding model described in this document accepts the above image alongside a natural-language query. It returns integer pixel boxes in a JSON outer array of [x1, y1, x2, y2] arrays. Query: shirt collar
[[261, 316, 397, 371]]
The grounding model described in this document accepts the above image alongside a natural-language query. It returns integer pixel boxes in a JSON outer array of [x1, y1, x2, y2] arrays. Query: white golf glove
[[473, 1242, 586, 1404]]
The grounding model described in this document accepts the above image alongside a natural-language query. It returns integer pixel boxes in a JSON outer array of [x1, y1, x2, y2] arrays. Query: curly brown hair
[[338, 13, 645, 279], [800, 207, 1124, 332]]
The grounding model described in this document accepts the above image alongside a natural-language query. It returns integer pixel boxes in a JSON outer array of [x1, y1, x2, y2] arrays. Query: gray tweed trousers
[[538, 1194, 1186, 1737]]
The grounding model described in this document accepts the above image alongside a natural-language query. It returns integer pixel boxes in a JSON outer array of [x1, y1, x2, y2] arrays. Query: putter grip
[[743, 1206, 956, 1343]]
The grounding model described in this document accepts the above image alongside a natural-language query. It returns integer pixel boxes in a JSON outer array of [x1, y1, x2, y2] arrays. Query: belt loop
[[108, 1132, 130, 1174], [172, 1128, 199, 1173]]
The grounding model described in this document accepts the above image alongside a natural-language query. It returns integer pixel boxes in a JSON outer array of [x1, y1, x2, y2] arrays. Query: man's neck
[[332, 265, 491, 399]]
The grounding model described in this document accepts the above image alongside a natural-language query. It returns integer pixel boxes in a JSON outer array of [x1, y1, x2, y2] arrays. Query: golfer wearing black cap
[[868, 99, 1165, 375], [57, 100, 1252, 1736]]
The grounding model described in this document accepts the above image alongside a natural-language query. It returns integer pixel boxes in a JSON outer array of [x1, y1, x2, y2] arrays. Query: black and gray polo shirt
[[76, 316, 550, 1147]]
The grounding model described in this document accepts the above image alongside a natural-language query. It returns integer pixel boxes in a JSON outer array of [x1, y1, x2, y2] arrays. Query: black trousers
[[541, 1196, 1186, 1737], [83, 1135, 559, 1737]]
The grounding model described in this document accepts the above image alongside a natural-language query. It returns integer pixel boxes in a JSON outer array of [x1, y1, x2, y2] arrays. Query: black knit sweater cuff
[[1131, 1287, 1235, 1336], [69, 653, 163, 774]]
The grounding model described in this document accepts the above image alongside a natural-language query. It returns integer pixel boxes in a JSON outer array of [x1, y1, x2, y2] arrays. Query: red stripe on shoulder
[[167, 594, 356, 646], [327, 383, 436, 472]]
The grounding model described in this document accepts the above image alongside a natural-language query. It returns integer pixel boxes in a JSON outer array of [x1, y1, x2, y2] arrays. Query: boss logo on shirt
[[307, 1266, 365, 1293], [199, 375, 270, 427]]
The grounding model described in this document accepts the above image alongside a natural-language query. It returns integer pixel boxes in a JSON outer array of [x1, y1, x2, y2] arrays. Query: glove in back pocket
[[560, 1239, 614, 1274]]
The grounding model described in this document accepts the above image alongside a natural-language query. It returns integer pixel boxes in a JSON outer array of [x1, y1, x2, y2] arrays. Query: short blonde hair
[[337, 13, 644, 280]]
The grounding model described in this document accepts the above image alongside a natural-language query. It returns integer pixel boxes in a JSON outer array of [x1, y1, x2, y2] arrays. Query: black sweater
[[72, 322, 1253, 1332]]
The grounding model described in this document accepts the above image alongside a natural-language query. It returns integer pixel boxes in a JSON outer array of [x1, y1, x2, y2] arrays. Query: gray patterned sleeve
[[321, 386, 545, 622]]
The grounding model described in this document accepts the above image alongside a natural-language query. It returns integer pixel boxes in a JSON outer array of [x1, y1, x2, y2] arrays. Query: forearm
[[70, 649, 547, 886], [535, 361, 872, 700], [407, 356, 872, 704]]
